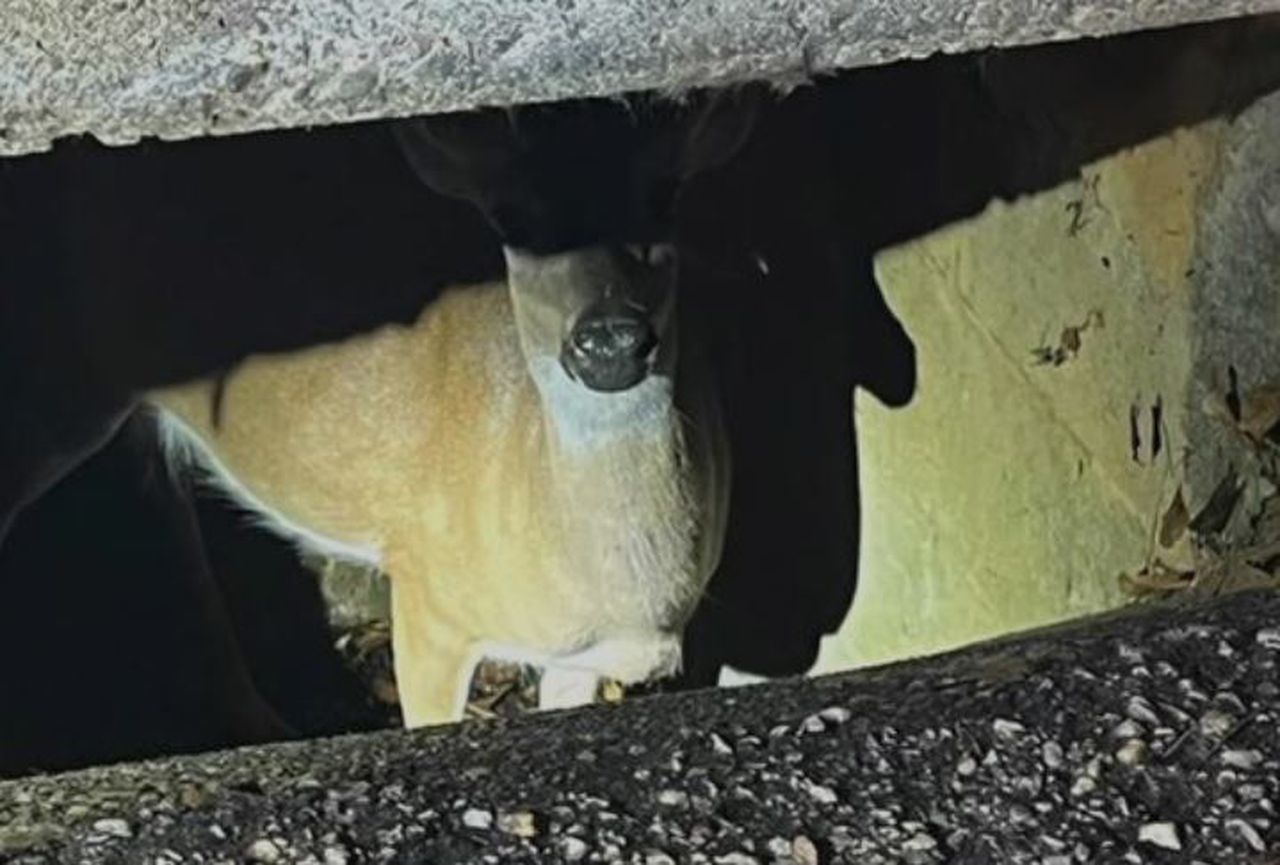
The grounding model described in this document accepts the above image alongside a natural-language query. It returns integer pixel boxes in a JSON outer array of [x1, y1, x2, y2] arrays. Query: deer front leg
[[389, 573, 473, 728]]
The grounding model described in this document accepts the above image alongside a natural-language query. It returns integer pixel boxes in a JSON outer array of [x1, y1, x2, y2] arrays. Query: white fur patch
[[524, 355, 674, 450], [717, 666, 769, 688], [153, 409, 384, 568], [538, 669, 603, 711]]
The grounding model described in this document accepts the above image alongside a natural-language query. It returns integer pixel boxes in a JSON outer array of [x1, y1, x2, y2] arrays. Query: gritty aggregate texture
[[3, 590, 1280, 863], [3, 0, 1280, 156]]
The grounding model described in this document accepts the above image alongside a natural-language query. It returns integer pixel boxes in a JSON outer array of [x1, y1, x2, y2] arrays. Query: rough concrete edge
[[3, 0, 1280, 156], [2, 586, 1277, 862]]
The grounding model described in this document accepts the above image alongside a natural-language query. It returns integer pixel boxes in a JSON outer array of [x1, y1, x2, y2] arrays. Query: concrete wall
[[817, 87, 1280, 673]]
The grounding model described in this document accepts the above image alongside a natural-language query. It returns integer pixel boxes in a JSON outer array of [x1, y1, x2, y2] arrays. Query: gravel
[[2, 589, 1279, 864]]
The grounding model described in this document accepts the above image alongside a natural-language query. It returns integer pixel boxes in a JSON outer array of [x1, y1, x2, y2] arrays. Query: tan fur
[[151, 281, 727, 727]]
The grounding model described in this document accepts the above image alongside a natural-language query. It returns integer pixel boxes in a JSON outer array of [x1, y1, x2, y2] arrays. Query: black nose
[[561, 302, 658, 392]]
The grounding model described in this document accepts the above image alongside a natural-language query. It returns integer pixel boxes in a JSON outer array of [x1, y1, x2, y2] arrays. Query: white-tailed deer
[[151, 91, 758, 726]]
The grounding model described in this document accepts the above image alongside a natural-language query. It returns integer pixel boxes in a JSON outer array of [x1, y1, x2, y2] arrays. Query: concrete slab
[[2, 588, 1277, 864], [2, 0, 1279, 155]]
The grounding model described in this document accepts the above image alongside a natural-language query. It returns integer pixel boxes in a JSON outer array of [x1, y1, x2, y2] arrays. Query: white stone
[[1137, 822, 1180, 850], [246, 839, 282, 863], [92, 819, 132, 839], [461, 808, 494, 830]]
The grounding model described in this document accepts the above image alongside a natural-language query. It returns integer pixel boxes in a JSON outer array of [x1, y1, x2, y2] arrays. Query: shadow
[[191, 455, 396, 736], [1, 122, 505, 391], [672, 12, 1280, 683], [0, 410, 286, 776], [0, 409, 385, 778], [0, 120, 505, 546], [674, 80, 914, 684], [825, 13, 1280, 253]]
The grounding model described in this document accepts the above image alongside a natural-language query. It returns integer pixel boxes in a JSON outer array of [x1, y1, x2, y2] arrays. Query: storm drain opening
[[2, 5, 1280, 864]]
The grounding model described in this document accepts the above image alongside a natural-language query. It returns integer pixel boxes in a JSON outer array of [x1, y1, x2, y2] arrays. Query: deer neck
[[526, 357, 702, 632]]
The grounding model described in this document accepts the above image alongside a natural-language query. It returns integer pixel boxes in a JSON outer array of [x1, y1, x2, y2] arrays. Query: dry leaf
[[1221, 560, 1276, 592], [1189, 466, 1243, 537], [1252, 496, 1280, 546], [1061, 326, 1082, 354], [1119, 562, 1194, 598], [1185, 558, 1274, 597], [1238, 385, 1280, 442], [1159, 487, 1189, 548], [372, 677, 400, 706]]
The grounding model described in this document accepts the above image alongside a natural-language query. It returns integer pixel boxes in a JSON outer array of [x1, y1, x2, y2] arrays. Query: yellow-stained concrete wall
[[816, 117, 1247, 674]]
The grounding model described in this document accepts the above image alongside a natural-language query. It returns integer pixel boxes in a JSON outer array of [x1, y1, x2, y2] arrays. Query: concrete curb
[[2, 1, 1280, 156], [3, 589, 1278, 863]]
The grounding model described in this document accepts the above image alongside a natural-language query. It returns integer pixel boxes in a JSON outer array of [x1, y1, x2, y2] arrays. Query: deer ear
[[391, 109, 516, 202], [679, 84, 765, 178]]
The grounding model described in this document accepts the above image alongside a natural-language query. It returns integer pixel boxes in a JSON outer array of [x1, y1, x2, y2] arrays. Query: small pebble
[[92, 819, 132, 839], [323, 847, 349, 865], [1070, 776, 1097, 797], [1227, 819, 1266, 852], [1116, 739, 1148, 766], [710, 732, 734, 755], [792, 835, 820, 865], [1042, 742, 1064, 769], [461, 808, 494, 830], [956, 755, 977, 776], [1127, 697, 1161, 726], [765, 838, 792, 858], [1256, 627, 1280, 649], [819, 706, 852, 725], [992, 719, 1025, 740], [806, 782, 839, 805], [1220, 749, 1263, 770], [1200, 709, 1235, 738], [1214, 692, 1246, 715], [1137, 822, 1180, 851], [1112, 719, 1144, 739], [1009, 804, 1034, 825], [246, 839, 281, 863], [497, 810, 537, 838], [1040, 835, 1066, 851], [646, 853, 677, 865], [561, 837, 589, 861], [802, 715, 826, 734], [715, 854, 760, 865], [902, 832, 937, 851], [1238, 783, 1265, 801], [657, 789, 689, 809]]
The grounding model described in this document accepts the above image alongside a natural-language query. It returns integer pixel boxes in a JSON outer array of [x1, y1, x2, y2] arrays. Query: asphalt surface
[[2, 589, 1278, 864]]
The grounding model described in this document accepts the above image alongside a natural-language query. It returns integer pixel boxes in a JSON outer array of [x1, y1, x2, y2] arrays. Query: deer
[[150, 89, 759, 726]]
